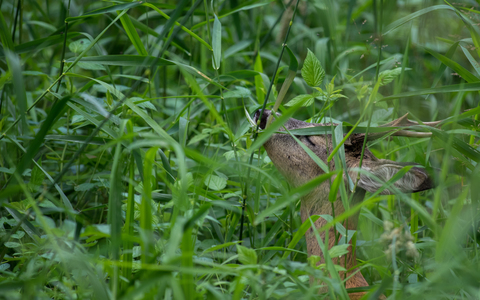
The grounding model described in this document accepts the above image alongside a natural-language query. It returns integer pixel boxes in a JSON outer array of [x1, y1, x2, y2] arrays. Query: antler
[[370, 113, 444, 140], [349, 113, 445, 145], [380, 113, 443, 128]]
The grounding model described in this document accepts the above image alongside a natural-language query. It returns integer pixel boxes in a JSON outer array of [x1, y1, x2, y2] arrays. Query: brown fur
[[255, 110, 433, 299]]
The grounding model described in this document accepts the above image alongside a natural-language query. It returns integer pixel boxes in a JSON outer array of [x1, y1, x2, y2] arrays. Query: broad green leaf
[[301, 49, 325, 87], [237, 245, 257, 265], [223, 86, 251, 98], [69, 38, 91, 54], [378, 67, 408, 86], [29, 159, 45, 191], [10, 231, 25, 239], [285, 94, 315, 107], [204, 174, 227, 191], [328, 244, 350, 258], [308, 255, 321, 267], [4, 242, 21, 248]]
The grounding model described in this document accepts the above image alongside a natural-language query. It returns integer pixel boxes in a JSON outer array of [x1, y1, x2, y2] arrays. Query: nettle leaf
[[30, 159, 45, 189], [307, 255, 321, 267], [356, 84, 369, 101], [0, 264, 10, 271], [237, 244, 257, 265], [136, 100, 157, 111], [223, 86, 251, 98], [285, 92, 321, 106], [0, 167, 14, 174], [223, 150, 236, 161], [301, 49, 325, 87], [11, 231, 25, 239], [328, 244, 350, 258], [328, 94, 347, 101], [188, 128, 216, 145], [69, 38, 91, 54], [4, 242, 21, 248], [378, 67, 410, 86], [285, 94, 314, 106], [204, 174, 227, 191]]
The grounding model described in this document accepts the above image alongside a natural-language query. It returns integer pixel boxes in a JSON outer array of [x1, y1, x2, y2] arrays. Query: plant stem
[[240, 0, 302, 243]]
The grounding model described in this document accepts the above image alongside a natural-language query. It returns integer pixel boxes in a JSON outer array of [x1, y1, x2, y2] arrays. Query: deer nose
[[254, 109, 268, 129], [254, 109, 263, 123]]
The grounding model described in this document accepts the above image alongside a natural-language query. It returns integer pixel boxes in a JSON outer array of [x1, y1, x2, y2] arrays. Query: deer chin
[[256, 110, 436, 299]]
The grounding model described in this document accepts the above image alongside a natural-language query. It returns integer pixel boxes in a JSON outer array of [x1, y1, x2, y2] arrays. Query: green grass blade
[[66, 55, 174, 67], [424, 47, 479, 83], [460, 45, 480, 77], [382, 5, 453, 36], [5, 51, 28, 135], [380, 82, 480, 101], [256, 171, 337, 224], [142, 2, 212, 51], [11, 96, 70, 185], [212, 14, 222, 70], [107, 123, 124, 297], [141, 147, 156, 264], [0, 9, 14, 51], [118, 13, 148, 56], [65, 2, 142, 21], [281, 215, 321, 258]]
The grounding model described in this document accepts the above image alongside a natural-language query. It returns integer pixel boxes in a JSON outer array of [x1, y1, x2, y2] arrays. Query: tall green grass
[[0, 0, 479, 299]]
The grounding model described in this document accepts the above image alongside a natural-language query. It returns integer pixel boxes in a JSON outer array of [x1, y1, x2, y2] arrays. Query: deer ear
[[357, 161, 434, 195]]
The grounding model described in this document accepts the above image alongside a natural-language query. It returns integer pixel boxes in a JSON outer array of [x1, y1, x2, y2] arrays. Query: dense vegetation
[[1, 0, 480, 299]]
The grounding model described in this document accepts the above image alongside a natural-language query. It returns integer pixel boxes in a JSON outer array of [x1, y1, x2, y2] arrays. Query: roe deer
[[254, 109, 438, 299]]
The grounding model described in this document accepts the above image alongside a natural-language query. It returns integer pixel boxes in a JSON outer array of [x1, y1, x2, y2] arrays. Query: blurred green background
[[0, 0, 479, 299]]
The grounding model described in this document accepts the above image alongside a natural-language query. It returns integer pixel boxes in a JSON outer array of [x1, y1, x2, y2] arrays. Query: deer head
[[254, 109, 436, 299]]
